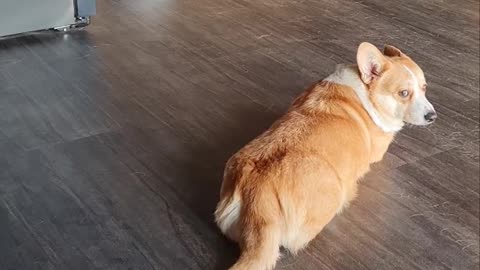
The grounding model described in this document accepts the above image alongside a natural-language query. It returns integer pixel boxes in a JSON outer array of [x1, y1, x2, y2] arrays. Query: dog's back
[[215, 79, 386, 269]]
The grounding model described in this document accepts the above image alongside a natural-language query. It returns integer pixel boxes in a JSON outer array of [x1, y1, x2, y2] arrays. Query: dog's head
[[357, 42, 436, 127]]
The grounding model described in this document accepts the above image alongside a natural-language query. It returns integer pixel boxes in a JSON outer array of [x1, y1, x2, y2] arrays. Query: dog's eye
[[399, 90, 409, 98]]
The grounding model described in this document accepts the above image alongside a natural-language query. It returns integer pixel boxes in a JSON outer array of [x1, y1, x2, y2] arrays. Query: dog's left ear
[[357, 42, 387, 85], [383, 45, 404, 57]]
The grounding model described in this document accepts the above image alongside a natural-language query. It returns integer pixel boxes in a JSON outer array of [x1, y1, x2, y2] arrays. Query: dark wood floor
[[0, 0, 478, 269]]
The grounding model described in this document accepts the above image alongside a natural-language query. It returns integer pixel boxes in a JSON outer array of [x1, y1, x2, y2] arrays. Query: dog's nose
[[424, 111, 437, 123]]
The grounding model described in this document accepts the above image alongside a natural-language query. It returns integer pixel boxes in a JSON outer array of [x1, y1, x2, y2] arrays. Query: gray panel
[[76, 0, 96, 17], [0, 0, 76, 37]]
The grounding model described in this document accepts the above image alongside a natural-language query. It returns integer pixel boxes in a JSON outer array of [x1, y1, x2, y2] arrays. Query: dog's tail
[[229, 221, 281, 270]]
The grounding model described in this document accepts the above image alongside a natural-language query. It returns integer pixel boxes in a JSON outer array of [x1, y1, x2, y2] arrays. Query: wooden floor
[[0, 0, 478, 269]]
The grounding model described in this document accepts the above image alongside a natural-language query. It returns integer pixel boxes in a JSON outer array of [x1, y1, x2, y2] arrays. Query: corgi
[[215, 42, 436, 270]]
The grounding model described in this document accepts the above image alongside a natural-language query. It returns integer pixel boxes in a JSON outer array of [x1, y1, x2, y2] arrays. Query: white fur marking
[[325, 65, 402, 133], [336, 188, 348, 214], [402, 65, 435, 125], [216, 196, 241, 234], [402, 65, 421, 93]]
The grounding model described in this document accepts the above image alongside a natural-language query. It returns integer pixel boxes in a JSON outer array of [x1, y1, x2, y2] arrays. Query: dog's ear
[[357, 42, 387, 85], [383, 44, 404, 57]]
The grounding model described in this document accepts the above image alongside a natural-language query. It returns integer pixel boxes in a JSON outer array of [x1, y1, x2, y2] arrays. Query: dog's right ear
[[383, 44, 405, 57], [357, 42, 387, 85]]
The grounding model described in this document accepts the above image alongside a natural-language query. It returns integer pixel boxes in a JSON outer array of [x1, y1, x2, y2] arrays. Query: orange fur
[[215, 42, 434, 270]]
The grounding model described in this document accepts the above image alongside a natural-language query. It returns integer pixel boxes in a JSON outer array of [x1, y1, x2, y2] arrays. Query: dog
[[215, 42, 436, 270]]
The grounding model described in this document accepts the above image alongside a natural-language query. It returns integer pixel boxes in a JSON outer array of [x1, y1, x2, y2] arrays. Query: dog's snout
[[424, 111, 437, 123]]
